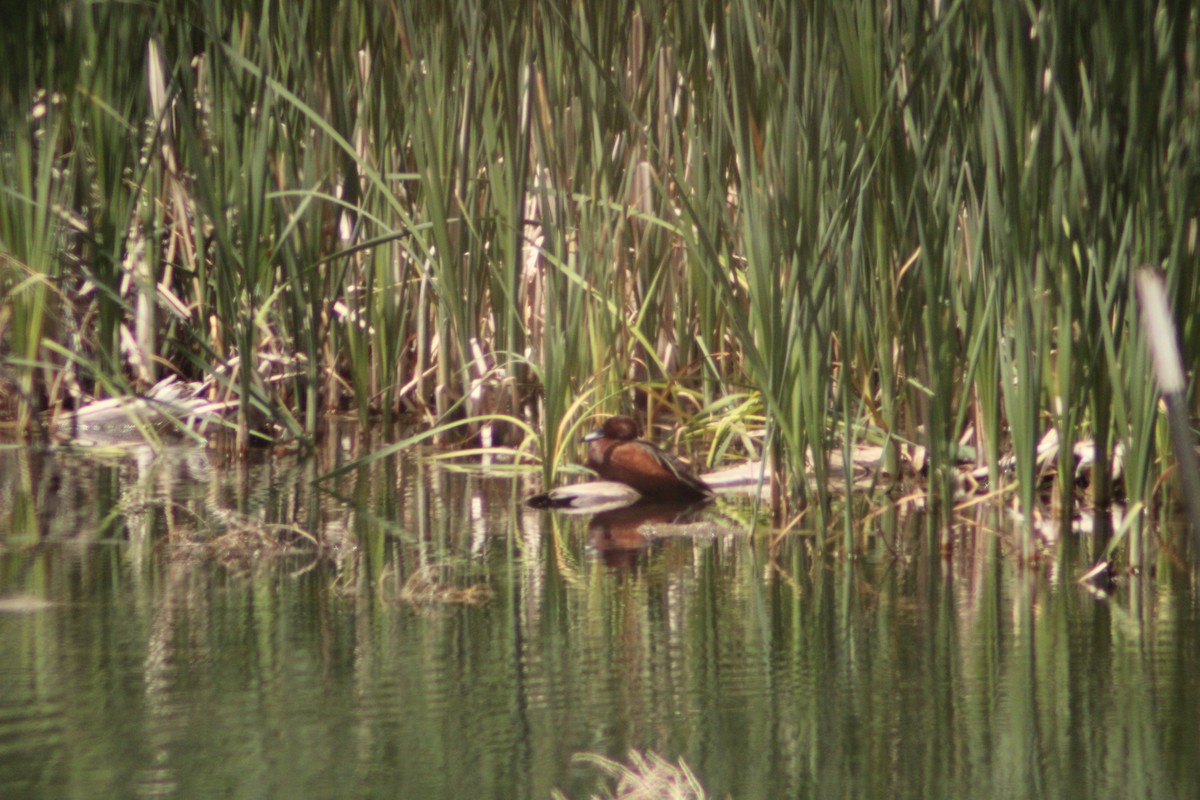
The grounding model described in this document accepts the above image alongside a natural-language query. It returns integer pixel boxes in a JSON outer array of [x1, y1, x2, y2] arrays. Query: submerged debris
[[0, 595, 57, 614], [394, 565, 493, 606], [557, 750, 708, 800]]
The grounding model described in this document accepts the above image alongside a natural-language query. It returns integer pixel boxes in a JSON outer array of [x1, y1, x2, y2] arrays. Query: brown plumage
[[583, 416, 712, 502]]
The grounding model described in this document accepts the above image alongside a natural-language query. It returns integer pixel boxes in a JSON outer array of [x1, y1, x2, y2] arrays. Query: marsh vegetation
[[2, 0, 1198, 563]]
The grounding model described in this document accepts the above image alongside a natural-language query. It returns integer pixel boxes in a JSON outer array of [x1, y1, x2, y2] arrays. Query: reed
[[1, 0, 1197, 557]]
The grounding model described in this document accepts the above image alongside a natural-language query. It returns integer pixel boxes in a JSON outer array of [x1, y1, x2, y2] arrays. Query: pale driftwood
[[534, 444, 911, 510], [528, 481, 643, 513], [54, 377, 234, 446]]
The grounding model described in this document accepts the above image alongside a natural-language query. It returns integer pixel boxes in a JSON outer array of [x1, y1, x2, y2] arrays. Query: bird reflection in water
[[585, 499, 712, 569]]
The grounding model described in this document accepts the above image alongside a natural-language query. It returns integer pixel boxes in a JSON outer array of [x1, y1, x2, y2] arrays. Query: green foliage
[[1, 0, 1198, 554]]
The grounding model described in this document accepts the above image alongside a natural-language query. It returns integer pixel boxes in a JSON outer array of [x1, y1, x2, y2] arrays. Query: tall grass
[[1, 0, 1197, 556]]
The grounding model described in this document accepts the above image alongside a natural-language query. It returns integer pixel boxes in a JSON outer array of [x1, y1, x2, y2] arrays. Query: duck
[[583, 416, 712, 502]]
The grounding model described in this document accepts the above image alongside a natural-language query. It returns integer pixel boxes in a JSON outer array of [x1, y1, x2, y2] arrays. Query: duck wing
[[603, 441, 712, 499]]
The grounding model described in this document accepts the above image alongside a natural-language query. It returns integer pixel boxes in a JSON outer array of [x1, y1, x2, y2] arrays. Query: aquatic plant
[[1, 0, 1197, 562]]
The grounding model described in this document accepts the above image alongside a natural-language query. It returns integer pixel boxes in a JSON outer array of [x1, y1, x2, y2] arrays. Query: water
[[1, 443, 1199, 798]]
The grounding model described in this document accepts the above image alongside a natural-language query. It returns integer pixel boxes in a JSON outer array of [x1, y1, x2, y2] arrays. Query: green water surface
[[0, 445, 1197, 799]]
